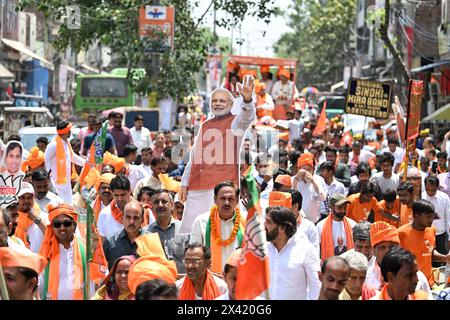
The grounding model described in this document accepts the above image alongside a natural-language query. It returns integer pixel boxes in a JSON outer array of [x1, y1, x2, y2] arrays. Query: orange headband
[[57, 123, 73, 135]]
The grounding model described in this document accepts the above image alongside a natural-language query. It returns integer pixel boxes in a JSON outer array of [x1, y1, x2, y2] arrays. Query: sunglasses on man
[[52, 220, 74, 228]]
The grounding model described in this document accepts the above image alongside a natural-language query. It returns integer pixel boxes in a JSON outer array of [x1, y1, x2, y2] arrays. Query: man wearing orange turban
[[364, 221, 432, 299], [255, 82, 274, 119], [293, 153, 327, 223], [270, 67, 299, 120], [44, 120, 86, 205], [177, 243, 227, 300], [268, 191, 292, 208], [260, 65, 274, 93], [39, 203, 90, 300], [0, 247, 47, 300], [21, 146, 45, 173]]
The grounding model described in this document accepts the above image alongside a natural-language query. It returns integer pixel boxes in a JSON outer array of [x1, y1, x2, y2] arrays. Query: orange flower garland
[[209, 205, 241, 246]]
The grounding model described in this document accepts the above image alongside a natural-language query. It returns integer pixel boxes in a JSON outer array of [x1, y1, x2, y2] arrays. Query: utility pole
[[394, 0, 405, 104]]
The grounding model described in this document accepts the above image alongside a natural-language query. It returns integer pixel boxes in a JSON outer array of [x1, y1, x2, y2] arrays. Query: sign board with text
[[345, 78, 392, 119], [139, 6, 175, 53]]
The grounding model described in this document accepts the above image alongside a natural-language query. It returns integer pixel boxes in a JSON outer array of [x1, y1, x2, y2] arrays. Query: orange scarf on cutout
[[55, 135, 76, 185], [15, 203, 41, 248], [40, 204, 85, 300], [378, 284, 428, 300], [320, 215, 354, 261], [179, 270, 220, 300]]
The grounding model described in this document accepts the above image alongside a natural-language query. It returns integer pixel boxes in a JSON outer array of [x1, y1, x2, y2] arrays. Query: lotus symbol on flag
[[240, 213, 268, 264]]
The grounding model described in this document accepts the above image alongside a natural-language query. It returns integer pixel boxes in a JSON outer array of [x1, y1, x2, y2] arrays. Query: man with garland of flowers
[[190, 181, 245, 274]]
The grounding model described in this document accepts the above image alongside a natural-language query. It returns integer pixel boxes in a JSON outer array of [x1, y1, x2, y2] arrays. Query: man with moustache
[[316, 193, 357, 260], [318, 256, 351, 300], [265, 206, 321, 300], [31, 169, 63, 213], [102, 200, 149, 270], [179, 75, 256, 233], [145, 189, 189, 273]]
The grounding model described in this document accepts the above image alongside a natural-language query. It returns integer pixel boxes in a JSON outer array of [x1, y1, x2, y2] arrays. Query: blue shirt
[[83, 132, 116, 154]]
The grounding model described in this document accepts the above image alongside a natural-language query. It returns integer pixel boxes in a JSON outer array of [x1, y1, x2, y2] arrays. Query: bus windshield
[[81, 78, 128, 97]]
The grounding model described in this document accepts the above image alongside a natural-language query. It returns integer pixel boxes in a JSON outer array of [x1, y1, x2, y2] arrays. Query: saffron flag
[[235, 166, 270, 300], [312, 100, 327, 137], [79, 121, 108, 188]]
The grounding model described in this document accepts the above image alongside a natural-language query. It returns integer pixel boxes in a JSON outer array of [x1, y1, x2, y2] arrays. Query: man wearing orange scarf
[[364, 221, 432, 299], [97, 174, 133, 239], [255, 82, 274, 119], [44, 120, 86, 205], [15, 182, 48, 253], [370, 247, 429, 300], [177, 243, 227, 300], [39, 204, 90, 300], [190, 182, 245, 274], [316, 193, 356, 261], [31, 169, 63, 215]]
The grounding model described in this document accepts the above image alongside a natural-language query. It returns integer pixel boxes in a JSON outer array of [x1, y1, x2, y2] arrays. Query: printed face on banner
[[0, 141, 25, 206]]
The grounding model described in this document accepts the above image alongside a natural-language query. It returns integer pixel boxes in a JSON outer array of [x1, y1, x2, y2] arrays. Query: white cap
[[16, 182, 35, 197]]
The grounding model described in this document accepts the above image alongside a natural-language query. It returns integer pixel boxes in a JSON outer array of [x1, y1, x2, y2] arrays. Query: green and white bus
[[74, 68, 146, 114]]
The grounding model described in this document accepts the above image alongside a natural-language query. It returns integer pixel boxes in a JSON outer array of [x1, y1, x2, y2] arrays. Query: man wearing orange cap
[[0, 247, 47, 300], [255, 82, 274, 119], [44, 120, 86, 205], [39, 204, 90, 300], [293, 152, 327, 223], [260, 65, 273, 93], [180, 75, 255, 233], [270, 68, 298, 120], [97, 175, 133, 239], [177, 243, 227, 300], [215, 248, 243, 300], [364, 221, 432, 299]]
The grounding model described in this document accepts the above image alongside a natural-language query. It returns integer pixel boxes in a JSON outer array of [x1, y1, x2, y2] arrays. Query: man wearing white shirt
[[130, 115, 152, 156], [265, 206, 321, 300], [254, 155, 274, 194], [370, 152, 399, 198], [1, 210, 32, 254], [139, 147, 153, 177], [349, 140, 375, 165], [293, 153, 327, 223], [422, 176, 450, 265], [98, 174, 132, 239], [44, 121, 86, 205], [381, 138, 405, 173], [31, 169, 64, 213], [319, 161, 346, 219]]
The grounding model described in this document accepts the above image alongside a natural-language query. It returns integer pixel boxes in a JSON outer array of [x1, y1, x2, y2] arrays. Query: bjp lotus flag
[[341, 129, 353, 146], [235, 166, 270, 300], [313, 100, 327, 137]]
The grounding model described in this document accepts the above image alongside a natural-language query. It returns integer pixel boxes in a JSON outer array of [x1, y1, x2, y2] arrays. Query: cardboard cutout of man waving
[[179, 75, 256, 233]]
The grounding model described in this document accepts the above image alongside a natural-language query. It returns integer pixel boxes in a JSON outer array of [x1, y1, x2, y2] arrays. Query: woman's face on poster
[[6, 146, 21, 174]]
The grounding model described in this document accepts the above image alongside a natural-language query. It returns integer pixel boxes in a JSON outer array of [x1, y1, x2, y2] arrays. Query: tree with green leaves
[[18, 0, 277, 99], [274, 0, 357, 89]]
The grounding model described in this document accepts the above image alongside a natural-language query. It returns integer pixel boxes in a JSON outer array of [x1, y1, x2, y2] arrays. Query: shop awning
[[0, 63, 14, 79], [2, 38, 54, 70], [80, 63, 100, 74], [422, 103, 450, 122], [410, 60, 450, 73]]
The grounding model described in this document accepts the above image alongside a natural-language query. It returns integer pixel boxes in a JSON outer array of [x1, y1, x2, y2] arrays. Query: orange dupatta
[[55, 135, 76, 185], [378, 284, 428, 300], [15, 203, 41, 248], [320, 215, 354, 261], [109, 199, 123, 223], [179, 270, 220, 300]]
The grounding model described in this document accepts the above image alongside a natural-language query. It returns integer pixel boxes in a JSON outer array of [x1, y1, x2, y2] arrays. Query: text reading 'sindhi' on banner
[[345, 78, 392, 119]]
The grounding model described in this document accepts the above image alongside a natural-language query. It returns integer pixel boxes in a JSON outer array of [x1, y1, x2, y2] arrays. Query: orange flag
[[235, 166, 270, 300], [313, 100, 327, 136], [78, 142, 96, 189], [341, 129, 353, 146]]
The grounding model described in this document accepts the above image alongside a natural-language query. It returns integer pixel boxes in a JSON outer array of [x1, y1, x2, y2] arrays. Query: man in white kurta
[[180, 76, 256, 233], [44, 122, 85, 205]]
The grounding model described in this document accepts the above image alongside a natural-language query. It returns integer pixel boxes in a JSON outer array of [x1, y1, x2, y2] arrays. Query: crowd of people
[[0, 70, 449, 302]]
